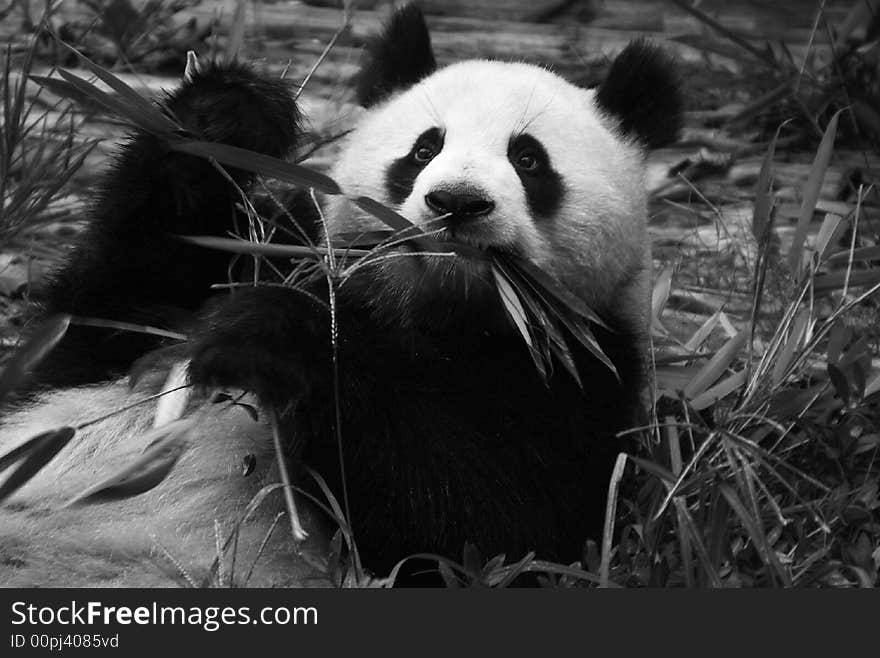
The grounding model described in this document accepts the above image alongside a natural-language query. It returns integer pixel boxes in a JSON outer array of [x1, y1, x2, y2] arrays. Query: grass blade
[[200, 482, 291, 587], [599, 453, 628, 587]]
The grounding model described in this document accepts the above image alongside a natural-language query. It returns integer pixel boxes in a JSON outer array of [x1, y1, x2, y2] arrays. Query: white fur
[[0, 382, 326, 587], [325, 60, 651, 333]]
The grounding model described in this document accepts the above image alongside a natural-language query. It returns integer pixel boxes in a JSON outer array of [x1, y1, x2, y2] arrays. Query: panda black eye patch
[[385, 127, 444, 205], [507, 133, 565, 218]]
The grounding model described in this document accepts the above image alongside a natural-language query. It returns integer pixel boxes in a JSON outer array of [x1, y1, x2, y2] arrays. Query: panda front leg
[[187, 286, 334, 409], [32, 62, 301, 387]]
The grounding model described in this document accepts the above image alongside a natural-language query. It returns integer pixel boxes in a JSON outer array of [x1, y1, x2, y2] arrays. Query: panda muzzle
[[425, 190, 495, 225]]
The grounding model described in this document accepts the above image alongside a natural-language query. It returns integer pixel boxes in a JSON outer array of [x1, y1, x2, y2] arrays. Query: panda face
[[325, 60, 649, 315]]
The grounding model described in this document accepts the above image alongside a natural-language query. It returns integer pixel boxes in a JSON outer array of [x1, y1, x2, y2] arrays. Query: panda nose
[[425, 190, 495, 220]]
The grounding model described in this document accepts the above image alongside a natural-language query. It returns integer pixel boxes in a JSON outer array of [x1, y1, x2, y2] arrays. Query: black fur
[[385, 126, 443, 205], [507, 133, 566, 218], [188, 283, 642, 580], [595, 39, 683, 149], [355, 4, 437, 107], [30, 63, 300, 388]]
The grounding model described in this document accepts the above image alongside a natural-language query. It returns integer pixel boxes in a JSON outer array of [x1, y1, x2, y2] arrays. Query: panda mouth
[[443, 231, 492, 251], [437, 228, 511, 255]]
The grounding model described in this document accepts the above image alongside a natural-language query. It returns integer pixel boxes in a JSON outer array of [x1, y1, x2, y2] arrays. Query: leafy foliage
[[0, 40, 96, 247]]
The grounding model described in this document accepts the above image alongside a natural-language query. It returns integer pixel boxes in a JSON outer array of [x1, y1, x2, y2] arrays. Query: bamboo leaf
[[827, 362, 850, 405], [170, 145, 449, 256], [0, 314, 70, 404], [557, 310, 618, 380], [548, 341, 581, 389], [628, 455, 677, 483], [350, 196, 413, 232], [152, 361, 191, 428], [494, 254, 616, 380], [815, 213, 844, 262], [66, 419, 193, 505], [788, 110, 842, 276], [333, 230, 396, 247], [668, 0, 779, 67], [672, 497, 723, 588], [491, 264, 548, 382], [177, 234, 370, 258], [684, 310, 723, 353], [813, 268, 880, 292], [771, 308, 810, 385], [651, 265, 673, 327], [494, 260, 558, 381], [719, 484, 790, 585], [864, 372, 880, 398], [492, 265, 533, 349], [171, 140, 342, 194], [826, 322, 850, 365], [227, 0, 247, 61], [506, 255, 608, 328], [351, 197, 446, 253], [0, 427, 76, 502], [751, 128, 779, 240], [54, 69, 178, 137], [683, 329, 748, 399], [689, 369, 747, 411], [55, 40, 179, 133], [28, 75, 109, 114], [599, 453, 628, 588], [827, 245, 880, 264]]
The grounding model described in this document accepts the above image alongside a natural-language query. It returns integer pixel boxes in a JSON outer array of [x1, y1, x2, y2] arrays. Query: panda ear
[[595, 40, 683, 149], [355, 4, 437, 107]]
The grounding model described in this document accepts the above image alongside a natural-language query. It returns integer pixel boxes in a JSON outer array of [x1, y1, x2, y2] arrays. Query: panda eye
[[413, 145, 436, 164], [508, 134, 551, 177], [516, 152, 540, 172], [407, 127, 443, 166]]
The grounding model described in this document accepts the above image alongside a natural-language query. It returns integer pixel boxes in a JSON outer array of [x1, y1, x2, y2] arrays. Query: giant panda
[[0, 4, 682, 586]]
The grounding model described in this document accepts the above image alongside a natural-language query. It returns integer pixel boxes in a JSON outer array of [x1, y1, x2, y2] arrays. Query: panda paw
[[168, 61, 301, 159], [187, 287, 328, 409]]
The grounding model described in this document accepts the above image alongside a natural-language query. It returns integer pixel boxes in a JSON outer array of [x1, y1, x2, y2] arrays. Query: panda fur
[[0, 4, 682, 586]]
